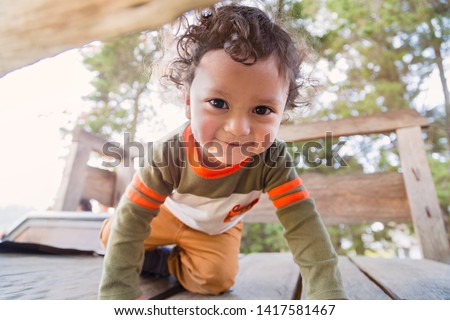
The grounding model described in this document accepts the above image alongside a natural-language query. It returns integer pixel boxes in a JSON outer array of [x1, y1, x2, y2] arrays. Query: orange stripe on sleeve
[[268, 177, 303, 198], [126, 186, 160, 210], [132, 174, 166, 203], [272, 189, 310, 209]]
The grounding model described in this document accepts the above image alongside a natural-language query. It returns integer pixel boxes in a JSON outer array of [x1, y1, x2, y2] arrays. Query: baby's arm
[[99, 197, 158, 299], [276, 198, 347, 300], [264, 142, 347, 299], [98, 158, 174, 299]]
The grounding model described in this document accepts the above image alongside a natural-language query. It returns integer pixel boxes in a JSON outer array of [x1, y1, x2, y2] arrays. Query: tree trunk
[[129, 85, 145, 142], [276, 0, 284, 20], [428, 21, 450, 150]]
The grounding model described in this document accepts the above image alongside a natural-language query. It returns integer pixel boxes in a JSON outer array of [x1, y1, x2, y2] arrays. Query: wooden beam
[[278, 110, 429, 142], [246, 172, 411, 225], [72, 128, 110, 154], [73, 127, 145, 159], [396, 126, 450, 263], [0, 0, 219, 76]]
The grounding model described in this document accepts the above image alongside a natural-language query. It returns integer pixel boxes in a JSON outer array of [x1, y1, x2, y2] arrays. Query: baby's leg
[[166, 212, 243, 295], [99, 207, 179, 251], [99, 205, 242, 295]]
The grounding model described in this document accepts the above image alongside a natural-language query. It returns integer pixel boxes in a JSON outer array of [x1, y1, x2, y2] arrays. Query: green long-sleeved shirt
[[99, 123, 347, 299]]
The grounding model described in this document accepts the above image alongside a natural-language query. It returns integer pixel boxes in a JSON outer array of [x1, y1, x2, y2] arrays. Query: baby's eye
[[209, 99, 228, 109], [253, 106, 273, 115]]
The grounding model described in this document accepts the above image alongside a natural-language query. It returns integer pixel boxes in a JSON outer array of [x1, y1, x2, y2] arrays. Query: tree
[[308, 0, 449, 148], [78, 31, 161, 142]]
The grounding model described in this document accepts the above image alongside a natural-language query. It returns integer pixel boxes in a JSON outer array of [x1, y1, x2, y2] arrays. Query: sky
[[0, 50, 94, 210], [0, 50, 100, 210], [0, 49, 189, 213], [0, 48, 447, 213]]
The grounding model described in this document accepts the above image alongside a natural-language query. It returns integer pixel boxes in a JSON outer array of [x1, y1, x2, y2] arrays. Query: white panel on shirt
[[164, 190, 263, 235]]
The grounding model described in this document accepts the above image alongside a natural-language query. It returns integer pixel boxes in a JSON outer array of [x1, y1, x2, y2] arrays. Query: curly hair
[[164, 4, 311, 110]]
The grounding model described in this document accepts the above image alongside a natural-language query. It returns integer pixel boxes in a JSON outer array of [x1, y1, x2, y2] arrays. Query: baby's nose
[[224, 116, 251, 137]]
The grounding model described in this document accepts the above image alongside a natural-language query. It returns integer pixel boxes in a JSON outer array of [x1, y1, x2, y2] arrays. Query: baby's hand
[[135, 295, 147, 300]]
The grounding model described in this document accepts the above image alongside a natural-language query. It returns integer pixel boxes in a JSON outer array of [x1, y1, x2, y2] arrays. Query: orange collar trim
[[182, 125, 251, 179]]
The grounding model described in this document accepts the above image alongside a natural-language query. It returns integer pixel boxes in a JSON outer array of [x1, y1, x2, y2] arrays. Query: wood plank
[[396, 126, 450, 263], [246, 172, 411, 225], [278, 110, 428, 142], [0, 254, 103, 299], [337, 256, 390, 300], [0, 0, 219, 76], [167, 253, 300, 300], [349, 256, 450, 300], [0, 253, 183, 299], [73, 128, 110, 154], [83, 166, 116, 207]]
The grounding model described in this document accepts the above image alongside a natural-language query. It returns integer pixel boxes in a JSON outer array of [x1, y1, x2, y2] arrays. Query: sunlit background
[[0, 48, 188, 230]]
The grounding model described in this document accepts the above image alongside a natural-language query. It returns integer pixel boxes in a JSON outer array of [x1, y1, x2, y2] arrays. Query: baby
[[99, 3, 347, 300]]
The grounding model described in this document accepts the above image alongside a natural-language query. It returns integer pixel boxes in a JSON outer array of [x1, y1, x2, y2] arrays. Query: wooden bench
[[2, 110, 450, 300]]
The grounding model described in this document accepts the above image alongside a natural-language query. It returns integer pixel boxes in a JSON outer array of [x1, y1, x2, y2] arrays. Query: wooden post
[[53, 138, 90, 211], [397, 126, 450, 263]]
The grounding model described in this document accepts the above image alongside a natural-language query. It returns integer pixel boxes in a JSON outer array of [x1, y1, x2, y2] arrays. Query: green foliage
[[78, 31, 160, 141], [312, 0, 449, 119], [327, 222, 418, 257], [429, 156, 450, 214], [240, 223, 289, 253]]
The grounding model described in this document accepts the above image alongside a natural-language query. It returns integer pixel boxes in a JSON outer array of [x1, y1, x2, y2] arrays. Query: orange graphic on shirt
[[223, 198, 260, 222]]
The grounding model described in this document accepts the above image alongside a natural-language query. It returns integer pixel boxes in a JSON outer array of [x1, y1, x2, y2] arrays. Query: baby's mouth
[[226, 142, 242, 147], [222, 140, 257, 148]]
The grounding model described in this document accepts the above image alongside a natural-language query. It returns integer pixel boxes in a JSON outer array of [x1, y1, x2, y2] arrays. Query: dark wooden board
[[337, 256, 391, 300], [350, 256, 450, 300], [0, 254, 103, 299], [0, 253, 181, 300]]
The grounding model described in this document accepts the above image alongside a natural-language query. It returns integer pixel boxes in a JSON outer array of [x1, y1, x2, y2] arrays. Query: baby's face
[[185, 49, 289, 167]]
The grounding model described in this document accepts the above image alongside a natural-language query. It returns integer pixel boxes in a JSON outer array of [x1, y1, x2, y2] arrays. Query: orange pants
[[100, 205, 243, 295]]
